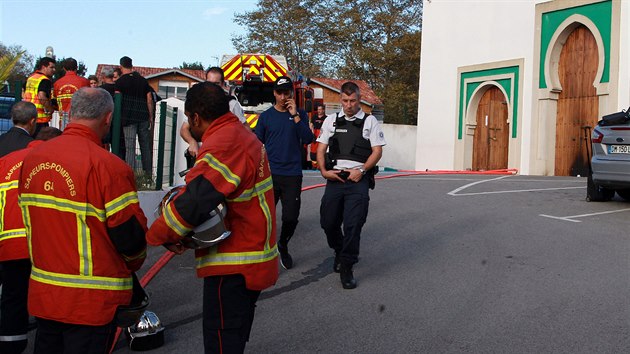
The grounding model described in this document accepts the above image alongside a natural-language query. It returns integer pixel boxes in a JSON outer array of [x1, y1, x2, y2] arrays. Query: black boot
[[340, 264, 356, 289], [278, 242, 293, 270], [333, 254, 341, 273]]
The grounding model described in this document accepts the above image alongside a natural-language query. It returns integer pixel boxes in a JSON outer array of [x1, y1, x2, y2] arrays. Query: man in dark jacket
[[0, 101, 37, 157]]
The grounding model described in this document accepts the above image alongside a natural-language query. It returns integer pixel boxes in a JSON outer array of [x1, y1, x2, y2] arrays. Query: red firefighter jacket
[[18, 124, 148, 325], [0, 141, 42, 261], [53, 71, 90, 113], [147, 113, 278, 291]]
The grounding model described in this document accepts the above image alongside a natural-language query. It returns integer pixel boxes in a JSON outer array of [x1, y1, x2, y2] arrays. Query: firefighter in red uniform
[[147, 82, 278, 354], [18, 88, 148, 353], [0, 128, 61, 354], [53, 57, 90, 115]]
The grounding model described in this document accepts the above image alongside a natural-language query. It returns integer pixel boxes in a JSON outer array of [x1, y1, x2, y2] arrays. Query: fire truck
[[220, 53, 320, 129]]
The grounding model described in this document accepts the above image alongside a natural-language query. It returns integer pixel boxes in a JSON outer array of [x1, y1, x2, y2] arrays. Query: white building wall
[[416, 0, 546, 173], [380, 124, 417, 171]]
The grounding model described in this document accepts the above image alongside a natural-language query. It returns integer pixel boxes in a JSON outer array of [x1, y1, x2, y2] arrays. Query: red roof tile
[[94, 64, 206, 82], [310, 78, 382, 106]]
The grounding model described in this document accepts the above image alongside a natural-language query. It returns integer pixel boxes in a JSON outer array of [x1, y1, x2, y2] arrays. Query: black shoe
[[333, 255, 341, 273], [279, 248, 293, 270], [340, 266, 357, 289]]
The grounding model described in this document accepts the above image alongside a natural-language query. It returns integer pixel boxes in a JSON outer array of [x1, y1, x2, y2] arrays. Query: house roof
[[309, 78, 382, 106], [94, 64, 206, 82]]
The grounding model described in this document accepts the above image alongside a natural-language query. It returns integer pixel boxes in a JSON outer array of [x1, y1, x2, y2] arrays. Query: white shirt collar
[[339, 109, 365, 120]]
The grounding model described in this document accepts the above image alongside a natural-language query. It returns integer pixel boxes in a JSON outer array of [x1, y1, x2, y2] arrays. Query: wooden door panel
[[473, 87, 509, 171], [555, 25, 599, 176]]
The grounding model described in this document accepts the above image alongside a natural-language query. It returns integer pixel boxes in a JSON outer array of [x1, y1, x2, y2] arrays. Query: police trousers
[[203, 274, 260, 354], [320, 176, 370, 266], [0, 259, 30, 354], [33, 318, 117, 354]]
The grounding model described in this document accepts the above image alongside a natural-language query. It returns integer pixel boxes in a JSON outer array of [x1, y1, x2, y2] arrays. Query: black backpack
[[598, 106, 630, 126]]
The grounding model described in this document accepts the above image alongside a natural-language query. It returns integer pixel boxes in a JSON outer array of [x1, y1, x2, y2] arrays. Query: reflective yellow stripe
[[0, 180, 18, 191], [0, 181, 19, 238], [229, 176, 274, 249], [163, 201, 190, 236], [31, 266, 132, 291], [105, 191, 139, 218], [229, 176, 273, 202], [77, 215, 93, 276], [0, 229, 26, 241], [19, 202, 33, 260], [20, 191, 136, 289], [199, 153, 241, 187], [196, 244, 278, 267], [19, 194, 106, 221]]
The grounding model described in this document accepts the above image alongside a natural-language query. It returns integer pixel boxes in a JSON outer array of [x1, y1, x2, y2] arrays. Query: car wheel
[[616, 189, 630, 201], [586, 172, 614, 202]]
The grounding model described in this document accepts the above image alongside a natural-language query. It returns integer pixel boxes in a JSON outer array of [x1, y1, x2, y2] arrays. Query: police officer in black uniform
[[316, 81, 386, 289]]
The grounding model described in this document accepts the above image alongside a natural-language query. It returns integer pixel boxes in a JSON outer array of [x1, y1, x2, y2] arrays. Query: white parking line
[[447, 175, 586, 196], [540, 208, 630, 223], [447, 176, 511, 196]]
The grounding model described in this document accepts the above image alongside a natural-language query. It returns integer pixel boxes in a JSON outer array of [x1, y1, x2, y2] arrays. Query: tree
[[0, 51, 24, 92], [232, 0, 423, 125], [232, 0, 329, 77], [180, 61, 205, 70], [0, 42, 35, 90]]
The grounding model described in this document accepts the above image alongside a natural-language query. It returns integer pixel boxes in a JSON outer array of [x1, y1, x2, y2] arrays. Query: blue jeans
[[123, 121, 152, 174]]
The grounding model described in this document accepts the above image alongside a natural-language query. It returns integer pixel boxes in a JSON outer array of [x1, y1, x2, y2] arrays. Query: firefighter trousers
[[203, 274, 260, 354], [33, 318, 117, 354], [0, 258, 31, 354]]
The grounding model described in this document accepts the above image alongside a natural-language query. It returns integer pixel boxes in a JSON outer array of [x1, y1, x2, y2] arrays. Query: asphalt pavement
[[22, 171, 630, 353]]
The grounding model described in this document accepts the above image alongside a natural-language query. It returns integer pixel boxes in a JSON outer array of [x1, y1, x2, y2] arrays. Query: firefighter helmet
[[155, 186, 231, 249], [124, 311, 165, 351]]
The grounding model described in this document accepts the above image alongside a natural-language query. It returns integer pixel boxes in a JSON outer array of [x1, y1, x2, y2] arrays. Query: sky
[[0, 0, 258, 74]]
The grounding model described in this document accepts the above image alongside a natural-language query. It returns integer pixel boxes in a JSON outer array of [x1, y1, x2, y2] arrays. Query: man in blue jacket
[[255, 76, 313, 269]]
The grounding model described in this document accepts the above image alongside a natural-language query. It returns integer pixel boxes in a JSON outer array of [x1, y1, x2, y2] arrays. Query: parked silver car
[[588, 107, 630, 201]]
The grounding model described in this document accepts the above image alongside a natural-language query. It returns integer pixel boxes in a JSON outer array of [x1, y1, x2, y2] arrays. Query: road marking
[[448, 175, 586, 196], [448, 175, 511, 196], [453, 186, 584, 196], [540, 208, 630, 223]]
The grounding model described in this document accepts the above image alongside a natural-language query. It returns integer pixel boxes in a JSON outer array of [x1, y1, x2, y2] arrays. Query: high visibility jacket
[[0, 141, 42, 262], [18, 124, 148, 325], [53, 71, 90, 113], [147, 113, 278, 291], [23, 72, 52, 123]]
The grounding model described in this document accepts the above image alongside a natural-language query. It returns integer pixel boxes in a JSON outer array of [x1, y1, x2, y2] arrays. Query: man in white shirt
[[316, 81, 386, 290]]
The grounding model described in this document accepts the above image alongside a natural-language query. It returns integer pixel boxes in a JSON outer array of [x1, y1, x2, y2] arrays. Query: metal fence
[[0, 84, 180, 191]]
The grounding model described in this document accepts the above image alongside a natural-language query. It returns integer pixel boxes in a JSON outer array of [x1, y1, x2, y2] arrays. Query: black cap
[[273, 76, 293, 91]]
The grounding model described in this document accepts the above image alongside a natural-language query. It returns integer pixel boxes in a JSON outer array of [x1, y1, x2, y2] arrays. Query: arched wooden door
[[555, 25, 599, 176], [472, 86, 509, 171]]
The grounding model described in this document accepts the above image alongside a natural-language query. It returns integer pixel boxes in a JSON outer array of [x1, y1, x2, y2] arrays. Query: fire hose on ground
[[109, 167, 517, 351]]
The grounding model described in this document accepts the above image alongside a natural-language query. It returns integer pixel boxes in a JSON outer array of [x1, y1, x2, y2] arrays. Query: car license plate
[[608, 145, 630, 154]]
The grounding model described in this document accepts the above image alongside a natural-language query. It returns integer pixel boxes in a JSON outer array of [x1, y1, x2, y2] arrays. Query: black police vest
[[329, 113, 372, 163]]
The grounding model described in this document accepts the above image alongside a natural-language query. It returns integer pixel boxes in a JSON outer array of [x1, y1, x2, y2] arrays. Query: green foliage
[[0, 51, 24, 92], [0, 42, 35, 89], [180, 61, 205, 70], [233, 0, 423, 125]]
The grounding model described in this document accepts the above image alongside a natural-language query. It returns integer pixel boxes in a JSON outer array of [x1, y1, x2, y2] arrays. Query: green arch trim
[[539, 0, 612, 89], [458, 66, 520, 139]]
